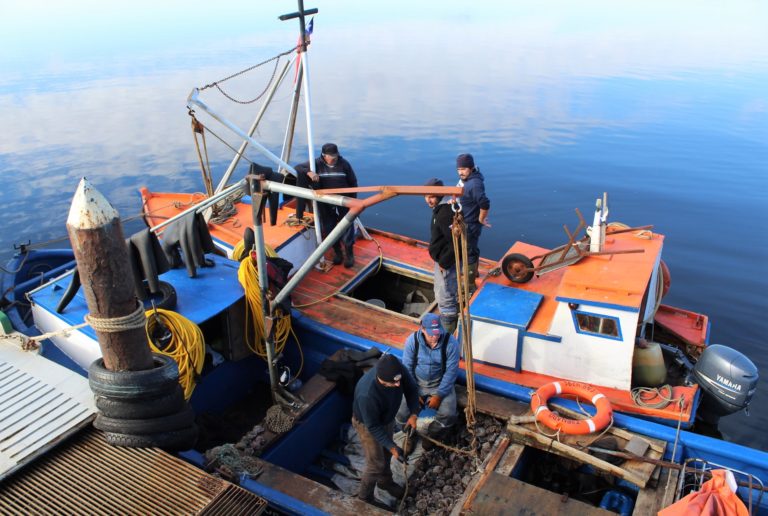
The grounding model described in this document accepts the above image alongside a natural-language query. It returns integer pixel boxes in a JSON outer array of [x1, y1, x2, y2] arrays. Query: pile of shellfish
[[399, 414, 503, 515]]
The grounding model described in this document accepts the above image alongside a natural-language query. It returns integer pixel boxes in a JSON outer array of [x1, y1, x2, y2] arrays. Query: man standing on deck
[[423, 177, 459, 334], [352, 353, 420, 503], [295, 143, 358, 267], [455, 153, 490, 291], [396, 314, 460, 450]]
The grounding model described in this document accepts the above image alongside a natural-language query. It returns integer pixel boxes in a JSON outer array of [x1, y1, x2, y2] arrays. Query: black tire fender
[[94, 385, 185, 419], [88, 354, 179, 399], [501, 253, 535, 283], [94, 405, 195, 435], [142, 280, 177, 311], [101, 425, 198, 451]]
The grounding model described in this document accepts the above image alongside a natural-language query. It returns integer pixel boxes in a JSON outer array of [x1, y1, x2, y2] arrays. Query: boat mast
[[279, 0, 325, 249]]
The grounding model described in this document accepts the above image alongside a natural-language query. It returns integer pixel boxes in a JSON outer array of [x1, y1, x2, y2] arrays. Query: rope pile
[[264, 404, 295, 433], [145, 308, 205, 400], [631, 384, 681, 410], [209, 189, 246, 226]]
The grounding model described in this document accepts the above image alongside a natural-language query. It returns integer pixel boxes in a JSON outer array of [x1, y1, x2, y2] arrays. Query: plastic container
[[632, 340, 667, 387]]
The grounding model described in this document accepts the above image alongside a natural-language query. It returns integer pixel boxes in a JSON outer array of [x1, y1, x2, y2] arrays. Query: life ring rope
[[530, 381, 613, 436]]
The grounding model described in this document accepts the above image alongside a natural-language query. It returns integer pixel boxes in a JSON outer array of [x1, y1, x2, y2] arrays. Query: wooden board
[[250, 457, 389, 516], [634, 466, 680, 514], [505, 408, 666, 488], [458, 386, 668, 488], [471, 473, 613, 515]]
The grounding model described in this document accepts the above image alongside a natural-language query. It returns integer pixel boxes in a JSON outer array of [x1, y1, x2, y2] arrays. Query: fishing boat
[[2, 2, 767, 514]]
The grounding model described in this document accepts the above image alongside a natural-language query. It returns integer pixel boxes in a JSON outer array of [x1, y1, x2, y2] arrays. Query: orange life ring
[[530, 381, 613, 435]]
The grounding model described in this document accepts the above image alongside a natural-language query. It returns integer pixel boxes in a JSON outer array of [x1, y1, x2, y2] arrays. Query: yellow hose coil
[[144, 308, 205, 400], [237, 249, 292, 360]]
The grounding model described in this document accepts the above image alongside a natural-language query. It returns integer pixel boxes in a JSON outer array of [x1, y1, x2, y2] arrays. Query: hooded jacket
[[458, 168, 490, 225], [429, 200, 456, 269]]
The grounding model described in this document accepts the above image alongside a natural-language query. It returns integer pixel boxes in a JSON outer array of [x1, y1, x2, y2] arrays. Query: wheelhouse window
[[573, 310, 622, 341]]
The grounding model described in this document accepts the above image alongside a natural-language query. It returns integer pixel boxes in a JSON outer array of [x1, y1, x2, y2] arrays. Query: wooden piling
[[66, 178, 154, 371]]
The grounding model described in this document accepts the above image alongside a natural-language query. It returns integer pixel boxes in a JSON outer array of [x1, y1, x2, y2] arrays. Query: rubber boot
[[357, 478, 376, 502], [378, 477, 404, 500], [332, 242, 344, 265], [440, 314, 458, 335], [468, 261, 479, 294], [343, 243, 355, 268]]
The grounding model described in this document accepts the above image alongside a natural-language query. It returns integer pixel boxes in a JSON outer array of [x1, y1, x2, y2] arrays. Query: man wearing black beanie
[[455, 153, 491, 292], [352, 353, 420, 504]]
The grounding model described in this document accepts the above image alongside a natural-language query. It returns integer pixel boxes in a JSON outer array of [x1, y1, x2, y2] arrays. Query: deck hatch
[[340, 260, 436, 320], [470, 283, 543, 329]]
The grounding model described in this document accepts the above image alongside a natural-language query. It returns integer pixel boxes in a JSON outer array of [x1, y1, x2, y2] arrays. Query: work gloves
[[390, 445, 405, 462]]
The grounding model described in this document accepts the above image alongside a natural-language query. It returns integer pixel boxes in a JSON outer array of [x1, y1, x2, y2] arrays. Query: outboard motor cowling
[[692, 344, 759, 424]]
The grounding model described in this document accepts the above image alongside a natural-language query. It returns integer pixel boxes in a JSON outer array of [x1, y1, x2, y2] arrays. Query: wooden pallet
[[505, 403, 666, 488]]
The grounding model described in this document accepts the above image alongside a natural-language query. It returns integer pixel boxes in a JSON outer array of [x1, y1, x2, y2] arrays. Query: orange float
[[530, 381, 613, 435]]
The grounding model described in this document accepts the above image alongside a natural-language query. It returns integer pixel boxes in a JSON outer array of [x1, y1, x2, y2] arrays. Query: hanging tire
[[94, 385, 185, 419], [142, 280, 177, 311], [88, 354, 179, 399], [102, 425, 199, 451], [93, 405, 195, 435], [501, 253, 535, 283]]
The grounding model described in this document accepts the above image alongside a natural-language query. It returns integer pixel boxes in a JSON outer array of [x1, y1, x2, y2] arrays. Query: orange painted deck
[[140, 190, 698, 424], [559, 230, 664, 309], [140, 188, 307, 252], [293, 228, 497, 348]]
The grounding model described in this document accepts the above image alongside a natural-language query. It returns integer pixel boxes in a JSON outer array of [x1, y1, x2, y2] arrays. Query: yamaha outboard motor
[[692, 344, 759, 425]]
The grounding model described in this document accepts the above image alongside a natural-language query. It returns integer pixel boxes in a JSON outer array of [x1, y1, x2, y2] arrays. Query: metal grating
[[0, 428, 267, 515], [0, 334, 96, 480]]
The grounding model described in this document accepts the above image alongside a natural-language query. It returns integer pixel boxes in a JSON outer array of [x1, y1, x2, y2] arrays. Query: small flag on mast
[[295, 17, 315, 82]]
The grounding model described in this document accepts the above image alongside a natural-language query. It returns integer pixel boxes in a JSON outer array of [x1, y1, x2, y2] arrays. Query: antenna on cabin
[[589, 193, 609, 253], [279, 0, 318, 52]]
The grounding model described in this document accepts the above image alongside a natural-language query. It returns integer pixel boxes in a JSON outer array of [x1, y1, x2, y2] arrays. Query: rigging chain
[[199, 46, 295, 105], [451, 207, 479, 457]]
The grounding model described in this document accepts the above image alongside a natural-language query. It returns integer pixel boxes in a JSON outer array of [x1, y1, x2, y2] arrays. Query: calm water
[[2, 1, 767, 450]]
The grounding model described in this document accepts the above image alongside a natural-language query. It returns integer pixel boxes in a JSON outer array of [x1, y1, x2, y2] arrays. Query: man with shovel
[[396, 314, 460, 450]]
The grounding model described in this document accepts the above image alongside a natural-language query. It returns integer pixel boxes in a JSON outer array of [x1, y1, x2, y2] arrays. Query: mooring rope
[[84, 302, 147, 333], [451, 208, 479, 456]]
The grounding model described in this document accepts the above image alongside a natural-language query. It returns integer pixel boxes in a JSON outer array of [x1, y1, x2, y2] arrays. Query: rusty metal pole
[[66, 178, 154, 371]]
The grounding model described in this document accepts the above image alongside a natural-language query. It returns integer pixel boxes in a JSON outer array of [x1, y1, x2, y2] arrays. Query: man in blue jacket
[[352, 353, 420, 503], [396, 314, 460, 449], [295, 143, 359, 267], [455, 153, 490, 291]]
